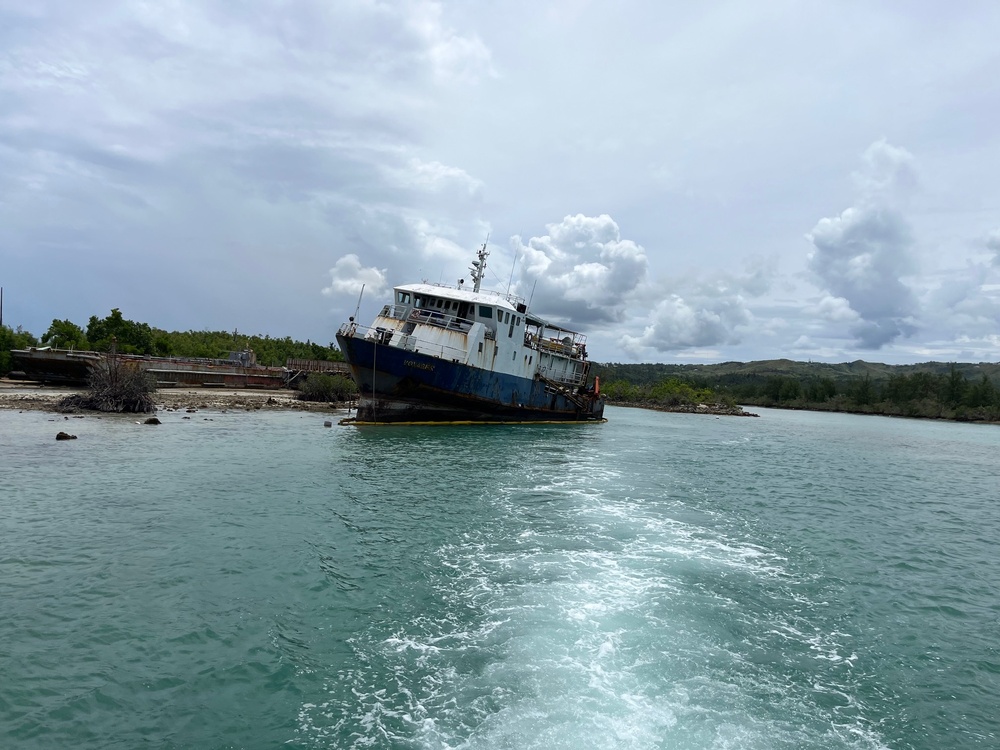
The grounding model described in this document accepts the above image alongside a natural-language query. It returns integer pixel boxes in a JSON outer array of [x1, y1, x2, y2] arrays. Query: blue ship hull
[[336, 334, 604, 423]]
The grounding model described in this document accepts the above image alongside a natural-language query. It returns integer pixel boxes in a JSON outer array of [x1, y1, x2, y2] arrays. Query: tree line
[[1, 309, 344, 376], [592, 360, 1000, 422], [731, 368, 1000, 420]]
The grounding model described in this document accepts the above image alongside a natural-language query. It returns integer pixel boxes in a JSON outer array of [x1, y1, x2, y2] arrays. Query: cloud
[[853, 138, 919, 203], [512, 214, 648, 324], [811, 294, 861, 323], [987, 229, 1000, 266], [509, 216, 781, 358], [620, 272, 766, 355], [322, 254, 388, 299], [382, 158, 485, 200], [806, 140, 920, 349], [0, 0, 498, 337], [409, 1, 496, 83], [5, 3, 1000, 366]]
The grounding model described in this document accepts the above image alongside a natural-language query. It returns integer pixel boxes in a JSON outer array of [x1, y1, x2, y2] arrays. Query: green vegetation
[[1, 308, 344, 375], [593, 360, 1000, 422], [297, 373, 358, 403], [600, 377, 735, 410], [0, 324, 38, 376]]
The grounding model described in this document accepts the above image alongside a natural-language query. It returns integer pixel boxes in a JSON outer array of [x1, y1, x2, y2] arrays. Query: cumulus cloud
[[323, 254, 388, 299], [811, 294, 861, 323], [620, 271, 769, 355], [512, 214, 647, 324], [509, 215, 778, 358], [806, 140, 920, 349], [853, 138, 919, 203]]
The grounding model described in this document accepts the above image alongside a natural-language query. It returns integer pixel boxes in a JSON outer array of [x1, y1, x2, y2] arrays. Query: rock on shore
[[609, 400, 759, 417]]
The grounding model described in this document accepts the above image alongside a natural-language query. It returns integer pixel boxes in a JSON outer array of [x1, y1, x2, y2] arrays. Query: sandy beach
[[0, 379, 350, 414]]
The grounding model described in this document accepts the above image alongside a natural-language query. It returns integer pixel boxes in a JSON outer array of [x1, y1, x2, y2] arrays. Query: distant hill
[[592, 359, 1000, 388]]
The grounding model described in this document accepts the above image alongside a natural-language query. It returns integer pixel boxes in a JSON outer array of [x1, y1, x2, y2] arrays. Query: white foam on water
[[296, 452, 890, 750]]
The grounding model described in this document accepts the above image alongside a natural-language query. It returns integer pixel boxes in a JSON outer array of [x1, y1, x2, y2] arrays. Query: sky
[[2, 0, 999, 364]]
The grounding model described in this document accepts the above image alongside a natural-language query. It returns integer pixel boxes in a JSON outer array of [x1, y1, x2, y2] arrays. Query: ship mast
[[469, 241, 489, 293]]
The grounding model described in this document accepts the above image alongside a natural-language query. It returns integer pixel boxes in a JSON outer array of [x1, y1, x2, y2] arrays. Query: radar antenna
[[470, 238, 490, 293]]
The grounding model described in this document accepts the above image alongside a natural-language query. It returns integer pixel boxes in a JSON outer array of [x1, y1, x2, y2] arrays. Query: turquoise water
[[2, 405, 999, 749]]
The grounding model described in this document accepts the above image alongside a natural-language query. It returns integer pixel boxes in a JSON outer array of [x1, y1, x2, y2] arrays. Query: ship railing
[[342, 322, 469, 362], [407, 308, 474, 334], [378, 304, 411, 321], [536, 364, 588, 388], [524, 334, 587, 360]]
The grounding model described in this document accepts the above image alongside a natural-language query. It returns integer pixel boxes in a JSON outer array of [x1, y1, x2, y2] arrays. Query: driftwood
[[58, 356, 157, 414]]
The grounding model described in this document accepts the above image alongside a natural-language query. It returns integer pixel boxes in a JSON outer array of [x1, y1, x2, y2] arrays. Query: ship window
[[478, 342, 483, 353], [512, 351, 516, 361], [396, 291, 411, 304], [479, 305, 493, 319], [414, 296, 424, 308]]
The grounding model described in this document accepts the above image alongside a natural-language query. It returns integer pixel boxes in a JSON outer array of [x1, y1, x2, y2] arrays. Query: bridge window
[[479, 305, 493, 319], [396, 291, 411, 304]]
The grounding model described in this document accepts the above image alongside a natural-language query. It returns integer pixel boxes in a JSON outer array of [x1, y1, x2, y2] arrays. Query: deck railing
[[537, 364, 588, 388], [339, 322, 469, 362]]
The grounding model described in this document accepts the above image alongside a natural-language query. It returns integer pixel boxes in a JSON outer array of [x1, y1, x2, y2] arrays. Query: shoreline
[[0, 380, 350, 414]]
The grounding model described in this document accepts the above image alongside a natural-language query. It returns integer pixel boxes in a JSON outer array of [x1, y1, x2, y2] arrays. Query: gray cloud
[[0, 0, 493, 336], [987, 229, 1000, 266], [806, 141, 920, 349], [4, 3, 1000, 364]]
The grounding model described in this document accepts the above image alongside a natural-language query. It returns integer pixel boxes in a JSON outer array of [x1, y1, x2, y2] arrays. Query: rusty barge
[[11, 348, 350, 389]]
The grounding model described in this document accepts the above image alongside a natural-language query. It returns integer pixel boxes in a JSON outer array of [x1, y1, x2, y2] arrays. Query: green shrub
[[298, 373, 357, 402]]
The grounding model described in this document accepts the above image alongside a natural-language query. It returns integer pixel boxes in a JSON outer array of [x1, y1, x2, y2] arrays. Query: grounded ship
[[336, 244, 605, 424]]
